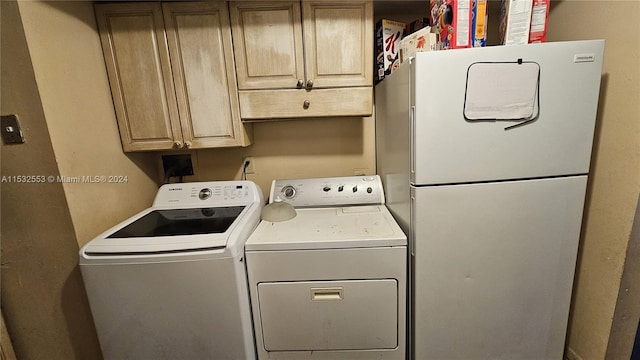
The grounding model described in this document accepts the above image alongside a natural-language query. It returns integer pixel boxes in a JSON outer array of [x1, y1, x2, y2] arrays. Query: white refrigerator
[[375, 40, 604, 359]]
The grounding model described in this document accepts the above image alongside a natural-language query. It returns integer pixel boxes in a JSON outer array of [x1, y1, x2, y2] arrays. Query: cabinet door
[[95, 3, 182, 152], [163, 2, 250, 148], [229, 1, 304, 90], [302, 1, 373, 88]]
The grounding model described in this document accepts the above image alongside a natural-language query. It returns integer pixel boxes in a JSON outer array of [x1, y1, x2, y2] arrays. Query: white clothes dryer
[[245, 175, 407, 360], [79, 181, 263, 360]]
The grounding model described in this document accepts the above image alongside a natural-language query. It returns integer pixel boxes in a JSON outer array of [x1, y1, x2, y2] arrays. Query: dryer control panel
[[269, 175, 385, 208]]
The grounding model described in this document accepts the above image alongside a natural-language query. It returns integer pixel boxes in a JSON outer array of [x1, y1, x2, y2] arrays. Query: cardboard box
[[375, 19, 405, 84], [499, 0, 534, 45], [528, 0, 550, 43], [471, 0, 488, 47], [429, 0, 472, 50], [399, 26, 438, 63]]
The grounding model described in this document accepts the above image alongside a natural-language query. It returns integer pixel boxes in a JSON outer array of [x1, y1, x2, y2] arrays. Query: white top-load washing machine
[[79, 181, 263, 360], [245, 175, 407, 360]]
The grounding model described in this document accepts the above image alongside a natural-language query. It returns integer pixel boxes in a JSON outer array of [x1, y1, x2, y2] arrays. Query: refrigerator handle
[[410, 194, 416, 256], [410, 106, 416, 175]]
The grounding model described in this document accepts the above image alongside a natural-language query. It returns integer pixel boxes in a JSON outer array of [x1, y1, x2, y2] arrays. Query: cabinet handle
[[305, 79, 314, 89], [303, 100, 310, 109], [184, 141, 191, 149], [296, 79, 304, 88], [173, 141, 182, 148]]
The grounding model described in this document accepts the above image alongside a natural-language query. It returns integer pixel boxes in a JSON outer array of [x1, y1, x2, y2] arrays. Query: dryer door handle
[[310, 287, 344, 301]]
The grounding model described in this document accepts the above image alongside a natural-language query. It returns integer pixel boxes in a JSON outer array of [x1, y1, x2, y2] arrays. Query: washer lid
[[245, 205, 406, 251], [107, 207, 245, 238], [82, 206, 247, 256]]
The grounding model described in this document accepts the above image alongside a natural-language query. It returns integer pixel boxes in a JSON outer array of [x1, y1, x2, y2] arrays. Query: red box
[[429, 0, 472, 50], [528, 0, 550, 43]]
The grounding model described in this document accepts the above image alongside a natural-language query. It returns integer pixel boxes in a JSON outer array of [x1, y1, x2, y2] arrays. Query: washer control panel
[[269, 175, 384, 208], [153, 181, 262, 206]]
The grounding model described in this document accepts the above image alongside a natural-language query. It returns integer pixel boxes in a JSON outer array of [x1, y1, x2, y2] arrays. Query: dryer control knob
[[281, 185, 296, 199]]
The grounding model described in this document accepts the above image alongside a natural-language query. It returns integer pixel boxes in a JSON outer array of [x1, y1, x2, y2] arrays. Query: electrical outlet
[[1, 114, 25, 144], [243, 157, 255, 174]]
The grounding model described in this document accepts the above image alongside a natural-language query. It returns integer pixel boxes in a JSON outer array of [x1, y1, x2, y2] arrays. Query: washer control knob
[[323, 186, 331, 192], [199, 188, 212, 200], [352, 186, 358, 193], [367, 187, 373, 193], [281, 185, 296, 199]]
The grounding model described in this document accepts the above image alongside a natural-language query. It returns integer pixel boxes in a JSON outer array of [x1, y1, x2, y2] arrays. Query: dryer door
[[257, 279, 398, 351]]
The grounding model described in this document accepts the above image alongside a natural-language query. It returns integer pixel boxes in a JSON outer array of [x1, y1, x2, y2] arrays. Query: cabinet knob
[[306, 79, 314, 89], [303, 100, 310, 109], [184, 141, 192, 149], [296, 79, 304, 88], [173, 141, 182, 148]]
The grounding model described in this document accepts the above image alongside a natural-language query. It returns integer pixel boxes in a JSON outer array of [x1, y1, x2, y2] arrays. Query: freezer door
[[411, 176, 587, 360], [411, 40, 604, 185]]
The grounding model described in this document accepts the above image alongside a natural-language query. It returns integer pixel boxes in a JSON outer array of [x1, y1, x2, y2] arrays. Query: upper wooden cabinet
[[229, 1, 304, 90], [95, 2, 250, 152], [302, 1, 373, 88], [229, 1, 373, 119]]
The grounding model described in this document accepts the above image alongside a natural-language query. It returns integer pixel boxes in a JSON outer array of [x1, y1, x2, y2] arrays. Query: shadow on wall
[[127, 151, 164, 187], [250, 116, 367, 156], [633, 319, 640, 359], [62, 267, 103, 360], [192, 116, 372, 183], [566, 72, 609, 350], [41, 1, 112, 28]]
